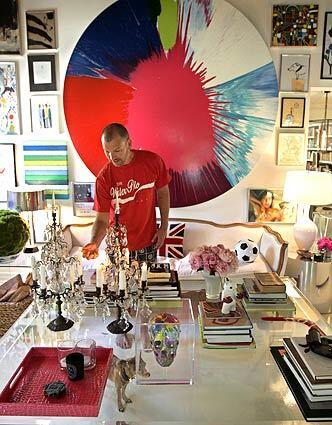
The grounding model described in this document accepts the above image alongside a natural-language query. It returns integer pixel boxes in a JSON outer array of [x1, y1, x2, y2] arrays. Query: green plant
[[0, 210, 30, 256]]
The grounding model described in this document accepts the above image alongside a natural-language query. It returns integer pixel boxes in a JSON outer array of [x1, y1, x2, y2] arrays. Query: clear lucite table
[[0, 277, 331, 425]]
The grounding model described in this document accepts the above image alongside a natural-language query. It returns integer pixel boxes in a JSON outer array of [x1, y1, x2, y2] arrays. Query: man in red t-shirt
[[82, 123, 170, 262]]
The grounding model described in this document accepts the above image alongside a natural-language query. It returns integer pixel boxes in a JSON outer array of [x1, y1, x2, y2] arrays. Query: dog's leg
[[121, 381, 132, 404]]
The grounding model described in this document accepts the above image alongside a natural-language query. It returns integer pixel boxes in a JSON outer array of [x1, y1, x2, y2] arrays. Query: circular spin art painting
[[64, 0, 278, 208]]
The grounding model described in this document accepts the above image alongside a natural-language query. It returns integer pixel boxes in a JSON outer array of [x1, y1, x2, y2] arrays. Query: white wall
[[2, 0, 332, 251]]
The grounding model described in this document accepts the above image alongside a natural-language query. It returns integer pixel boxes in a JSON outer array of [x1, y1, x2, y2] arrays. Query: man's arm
[[82, 211, 109, 259], [152, 185, 170, 249]]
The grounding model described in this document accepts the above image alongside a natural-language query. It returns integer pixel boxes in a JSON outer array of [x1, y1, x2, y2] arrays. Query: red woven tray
[[0, 346, 113, 417]]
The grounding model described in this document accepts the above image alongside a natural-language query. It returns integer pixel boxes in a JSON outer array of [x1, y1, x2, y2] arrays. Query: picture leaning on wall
[[280, 54, 310, 92], [72, 182, 96, 217], [248, 188, 297, 224]]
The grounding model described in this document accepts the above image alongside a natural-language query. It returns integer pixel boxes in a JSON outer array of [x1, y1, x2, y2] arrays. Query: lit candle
[[119, 269, 126, 290], [40, 264, 47, 289], [141, 262, 148, 282], [96, 265, 104, 288]]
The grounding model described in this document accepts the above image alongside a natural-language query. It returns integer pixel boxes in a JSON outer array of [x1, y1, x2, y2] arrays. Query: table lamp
[[283, 171, 332, 251], [7, 188, 46, 253]]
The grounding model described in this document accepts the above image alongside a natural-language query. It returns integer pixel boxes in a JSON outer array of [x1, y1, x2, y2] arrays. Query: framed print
[[28, 54, 57, 91], [0, 0, 20, 54], [271, 4, 318, 47], [30, 95, 59, 134], [248, 188, 297, 224], [321, 12, 332, 80], [0, 144, 16, 202], [72, 182, 96, 217], [280, 54, 310, 92], [0, 62, 20, 135], [26, 10, 57, 50], [277, 133, 306, 166], [280, 97, 305, 128]]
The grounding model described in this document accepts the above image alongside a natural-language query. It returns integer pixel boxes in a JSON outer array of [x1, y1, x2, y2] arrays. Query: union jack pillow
[[158, 223, 185, 259]]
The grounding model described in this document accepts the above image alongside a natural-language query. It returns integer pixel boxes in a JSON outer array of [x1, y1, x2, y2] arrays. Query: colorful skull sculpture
[[148, 312, 181, 367]]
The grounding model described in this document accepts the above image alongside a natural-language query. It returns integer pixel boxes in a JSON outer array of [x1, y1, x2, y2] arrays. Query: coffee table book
[[271, 346, 332, 421], [243, 297, 295, 315], [254, 272, 286, 290], [198, 300, 253, 330], [243, 278, 287, 300]]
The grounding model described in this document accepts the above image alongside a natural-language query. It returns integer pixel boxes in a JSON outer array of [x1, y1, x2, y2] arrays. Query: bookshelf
[[306, 120, 332, 171]]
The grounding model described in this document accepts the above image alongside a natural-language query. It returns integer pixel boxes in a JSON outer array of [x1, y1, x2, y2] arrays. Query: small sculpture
[[299, 327, 332, 359], [221, 279, 237, 315], [149, 312, 180, 367], [109, 354, 150, 412]]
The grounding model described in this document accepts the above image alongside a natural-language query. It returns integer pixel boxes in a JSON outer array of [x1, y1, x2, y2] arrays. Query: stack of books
[[243, 272, 295, 315], [271, 336, 332, 421], [147, 264, 181, 299], [198, 299, 255, 349]]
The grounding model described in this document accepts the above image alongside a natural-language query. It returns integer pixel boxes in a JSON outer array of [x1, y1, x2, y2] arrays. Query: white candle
[[141, 262, 148, 281], [31, 256, 37, 280], [52, 191, 56, 208], [77, 260, 83, 277], [96, 266, 104, 288], [125, 248, 130, 265], [40, 264, 47, 289], [119, 269, 126, 290], [69, 264, 75, 290], [115, 190, 120, 213]]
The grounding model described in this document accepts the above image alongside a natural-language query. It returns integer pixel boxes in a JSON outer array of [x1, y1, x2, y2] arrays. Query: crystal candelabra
[[31, 199, 86, 331], [92, 191, 149, 334]]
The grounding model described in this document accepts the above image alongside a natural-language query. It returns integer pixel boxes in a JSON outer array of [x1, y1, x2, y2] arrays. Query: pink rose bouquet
[[317, 237, 332, 253], [189, 244, 239, 276]]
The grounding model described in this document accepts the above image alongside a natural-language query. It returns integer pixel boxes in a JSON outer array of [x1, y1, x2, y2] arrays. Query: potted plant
[[189, 244, 238, 300], [0, 210, 30, 263], [317, 237, 332, 262]]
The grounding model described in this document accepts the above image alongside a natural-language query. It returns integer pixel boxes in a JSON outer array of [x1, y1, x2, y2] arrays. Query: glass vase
[[202, 271, 223, 301]]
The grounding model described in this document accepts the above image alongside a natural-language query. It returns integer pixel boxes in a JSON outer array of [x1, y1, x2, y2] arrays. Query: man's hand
[[151, 226, 167, 249], [82, 243, 99, 260]]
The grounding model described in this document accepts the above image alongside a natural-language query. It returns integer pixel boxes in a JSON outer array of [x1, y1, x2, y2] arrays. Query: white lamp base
[[293, 206, 317, 251]]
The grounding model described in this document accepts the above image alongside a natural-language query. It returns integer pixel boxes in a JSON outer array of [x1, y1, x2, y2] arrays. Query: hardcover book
[[254, 272, 286, 289], [199, 300, 253, 330], [243, 278, 287, 299]]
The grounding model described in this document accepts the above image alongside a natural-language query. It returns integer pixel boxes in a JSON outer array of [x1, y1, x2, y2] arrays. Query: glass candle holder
[[75, 338, 96, 370], [57, 339, 75, 370]]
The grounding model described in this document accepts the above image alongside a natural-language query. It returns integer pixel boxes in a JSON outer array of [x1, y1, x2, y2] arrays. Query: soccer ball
[[234, 239, 259, 263]]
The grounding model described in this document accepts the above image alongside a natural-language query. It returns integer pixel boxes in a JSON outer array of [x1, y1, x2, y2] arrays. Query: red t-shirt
[[93, 150, 169, 251]]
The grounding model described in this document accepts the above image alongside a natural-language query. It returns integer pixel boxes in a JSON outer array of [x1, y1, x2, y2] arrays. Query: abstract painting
[[30, 95, 59, 134], [24, 140, 69, 199], [26, 10, 56, 50], [321, 12, 332, 80], [248, 189, 297, 224], [280, 97, 305, 128], [0, 62, 20, 135], [272, 4, 318, 47], [280, 54, 310, 92], [0, 0, 20, 53], [0, 143, 16, 202], [64, 0, 278, 208], [277, 133, 306, 166]]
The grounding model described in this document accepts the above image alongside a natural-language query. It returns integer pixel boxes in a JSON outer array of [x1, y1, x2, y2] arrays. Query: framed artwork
[[24, 140, 69, 200], [248, 189, 297, 224], [280, 97, 305, 128], [280, 54, 310, 92], [30, 95, 59, 134], [72, 182, 96, 217], [271, 4, 319, 47], [28, 54, 57, 91], [0, 0, 20, 54], [321, 12, 332, 80], [277, 133, 306, 166], [0, 62, 20, 135], [26, 10, 57, 50], [0, 144, 16, 202]]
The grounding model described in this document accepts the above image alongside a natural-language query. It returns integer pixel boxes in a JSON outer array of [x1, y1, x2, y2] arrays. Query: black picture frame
[[280, 97, 305, 129], [28, 54, 57, 91], [0, 0, 21, 54], [320, 12, 332, 80]]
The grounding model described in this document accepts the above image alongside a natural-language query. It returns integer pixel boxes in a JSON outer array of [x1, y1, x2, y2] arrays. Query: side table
[[298, 258, 332, 314]]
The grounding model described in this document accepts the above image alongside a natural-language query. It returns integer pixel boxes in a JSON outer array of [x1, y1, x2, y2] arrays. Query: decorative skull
[[148, 312, 181, 367]]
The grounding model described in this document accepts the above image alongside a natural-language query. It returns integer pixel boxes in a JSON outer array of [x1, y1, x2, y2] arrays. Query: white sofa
[[62, 218, 288, 278]]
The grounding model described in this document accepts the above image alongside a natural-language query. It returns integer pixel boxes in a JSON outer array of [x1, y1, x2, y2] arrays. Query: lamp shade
[[7, 189, 46, 212], [283, 171, 332, 205]]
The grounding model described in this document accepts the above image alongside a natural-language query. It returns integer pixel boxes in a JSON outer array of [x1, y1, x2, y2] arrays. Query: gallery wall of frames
[[0, 0, 331, 244]]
